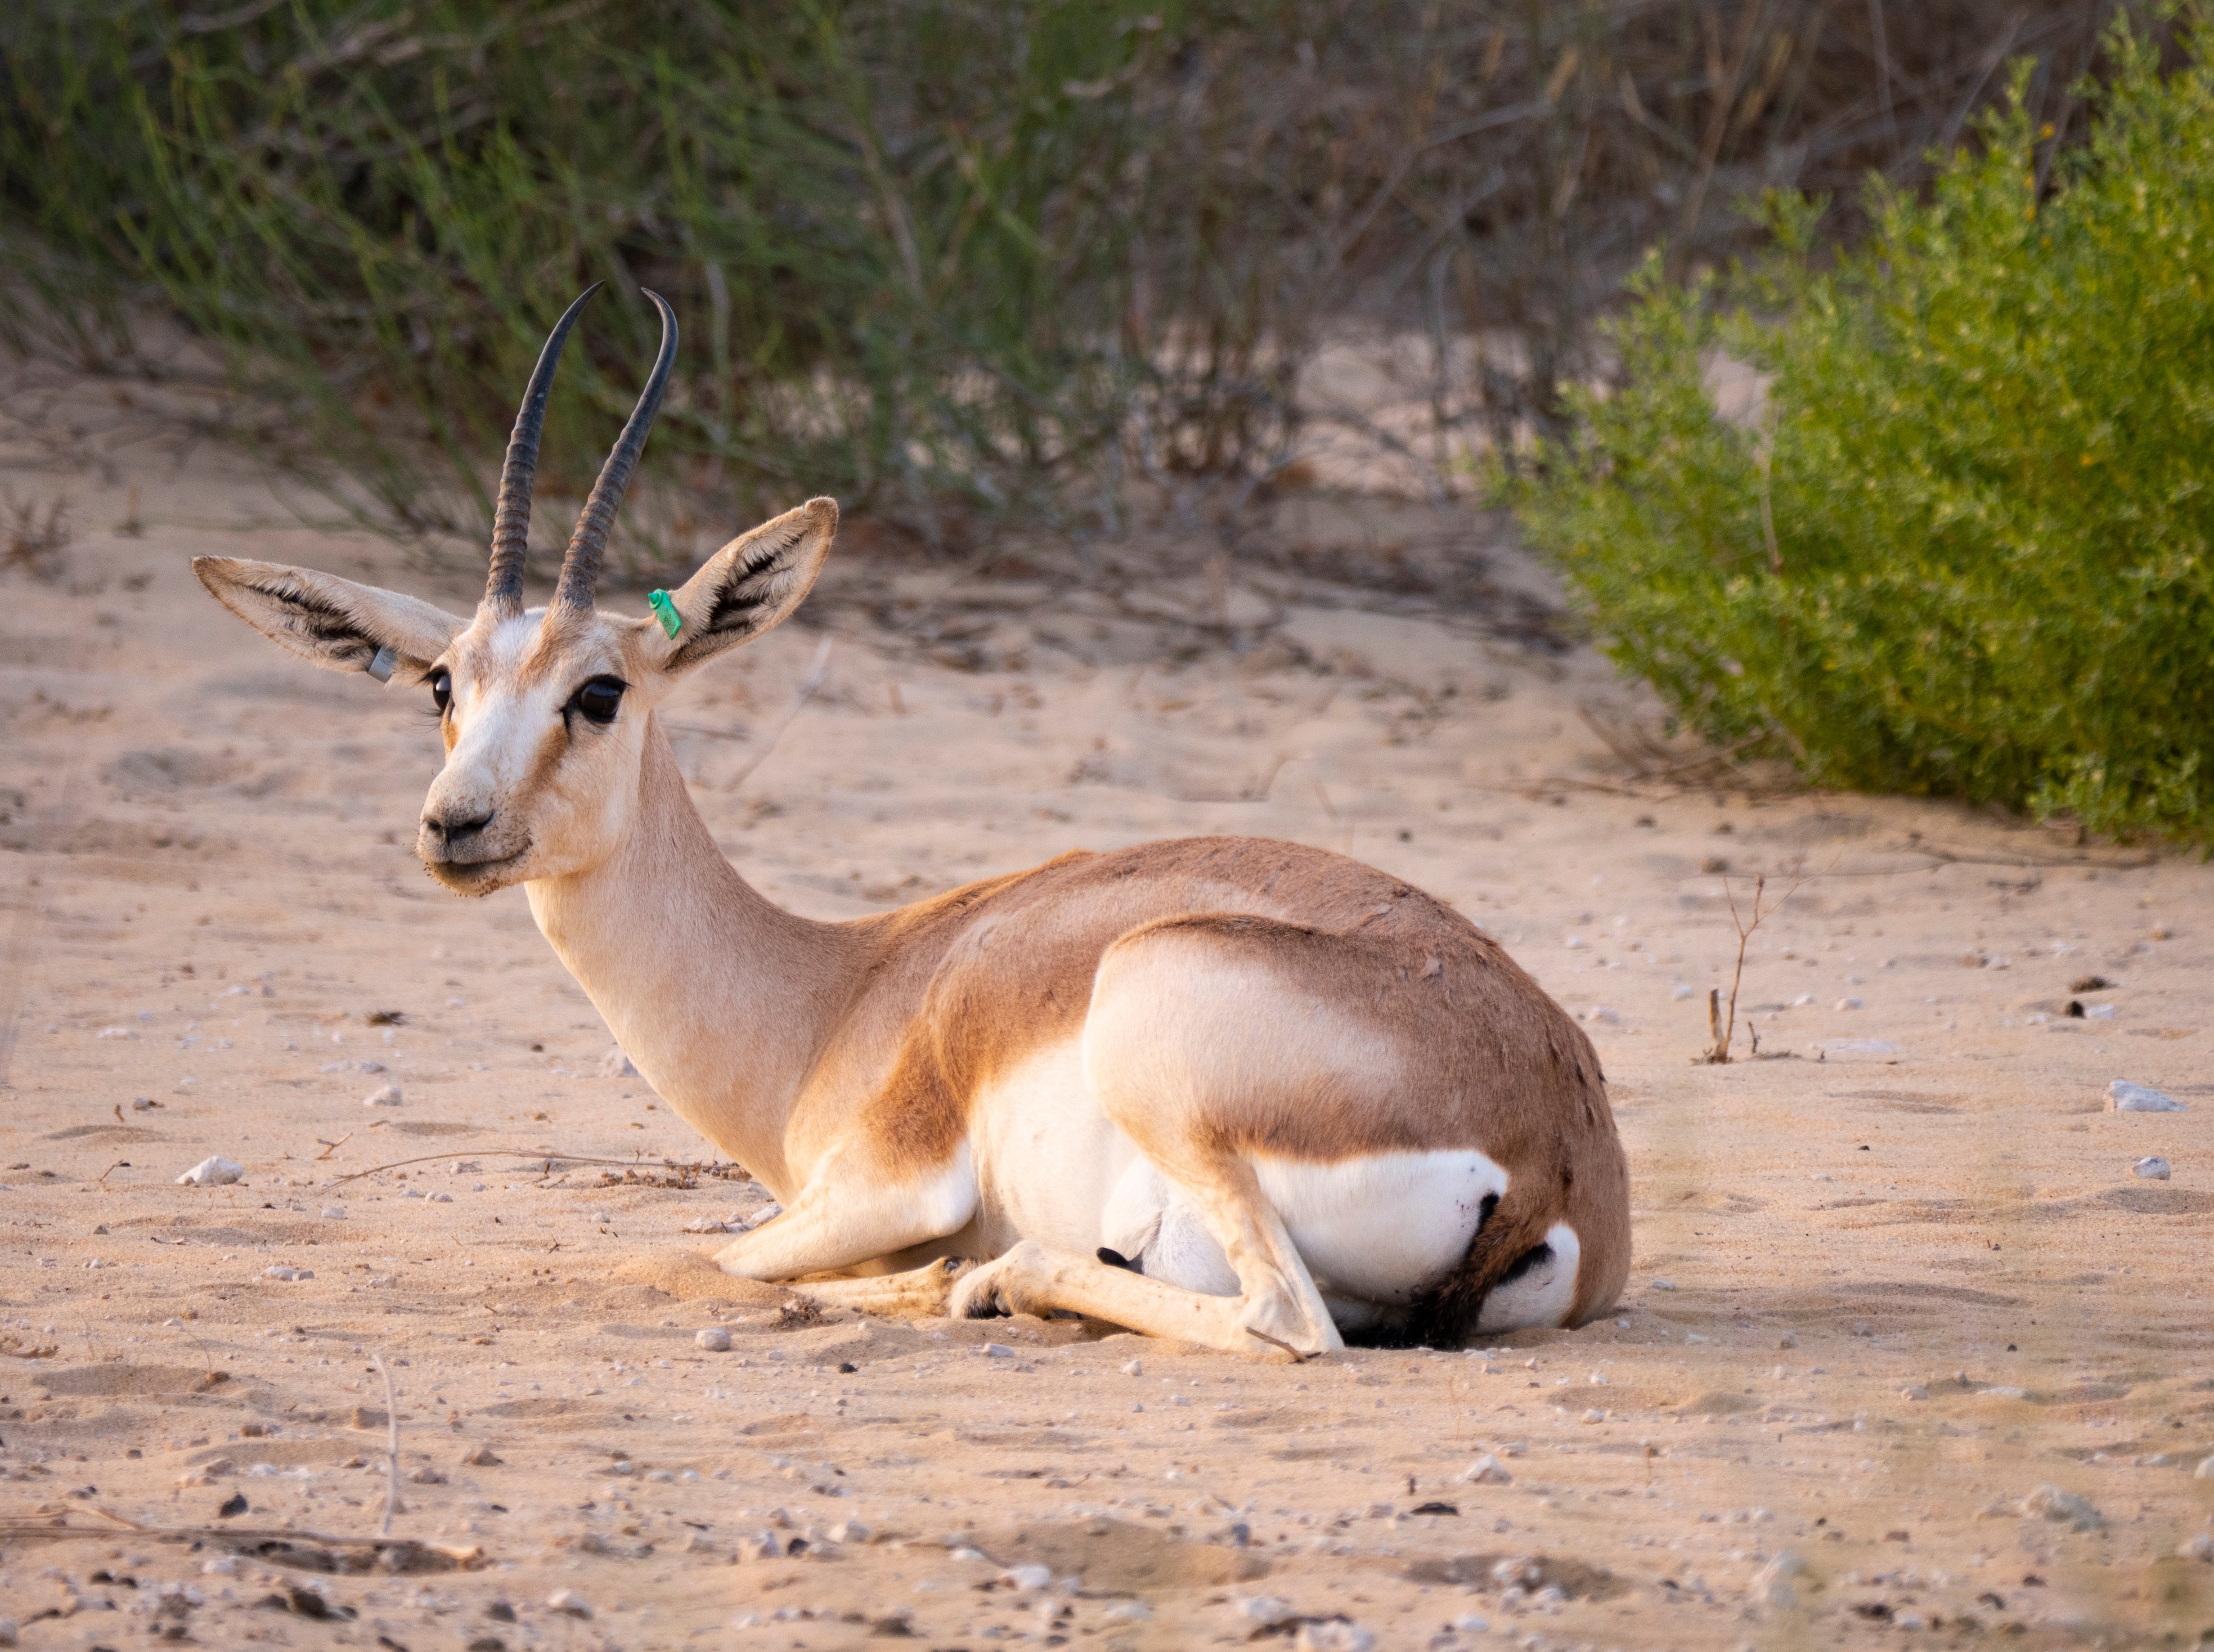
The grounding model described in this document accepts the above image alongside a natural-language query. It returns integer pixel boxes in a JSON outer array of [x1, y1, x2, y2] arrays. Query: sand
[[1, 431, 2211, 1651]]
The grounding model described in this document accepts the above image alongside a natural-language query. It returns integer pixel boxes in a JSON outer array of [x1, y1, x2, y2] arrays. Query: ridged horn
[[553, 289, 678, 611], [485, 284, 601, 616]]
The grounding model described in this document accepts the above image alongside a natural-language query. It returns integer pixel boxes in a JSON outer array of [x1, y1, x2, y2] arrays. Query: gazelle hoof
[[949, 1240, 1051, 1320]]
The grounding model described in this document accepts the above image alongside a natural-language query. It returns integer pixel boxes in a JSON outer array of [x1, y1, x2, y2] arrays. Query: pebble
[[600, 1046, 639, 1078], [408, 1465, 447, 1485], [1835, 996, 1863, 1011], [261, 1266, 313, 1282], [998, 1563, 1052, 1593], [460, 1447, 502, 1467], [2133, 1157, 2172, 1181], [1102, 1602, 1153, 1622], [2110, 1080, 2184, 1112], [983, 1342, 1015, 1359], [1752, 1550, 1806, 1608], [2020, 1485, 2102, 1531], [362, 1084, 403, 1108], [1650, 1278, 1676, 1291], [1120, 1359, 1143, 1376], [1457, 1454, 1513, 1485], [1236, 1597, 1295, 1628], [546, 1589, 592, 1618], [682, 1217, 734, 1233], [1451, 1616, 1490, 1634], [320, 1205, 346, 1220], [2195, 1456, 2214, 1481], [1583, 1005, 1621, 1025], [177, 1155, 243, 1187], [826, 1520, 871, 1545], [1296, 1623, 1374, 1651], [696, 1327, 732, 1352], [2181, 1534, 2214, 1562], [429, 1191, 452, 1203]]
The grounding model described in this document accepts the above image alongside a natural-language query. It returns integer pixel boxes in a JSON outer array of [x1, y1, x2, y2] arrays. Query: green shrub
[[1509, 14, 2214, 844]]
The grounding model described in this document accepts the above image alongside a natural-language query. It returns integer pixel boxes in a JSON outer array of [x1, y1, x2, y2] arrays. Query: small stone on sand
[[2194, 1455, 2214, 1480], [696, 1327, 732, 1352], [177, 1155, 243, 1186], [546, 1588, 592, 1618], [1752, 1549, 1807, 1607], [261, 1266, 312, 1281], [1457, 1454, 1513, 1485], [2180, 1533, 2214, 1562], [2133, 1157, 2171, 1180], [1236, 1596, 1295, 1628], [320, 1205, 346, 1219], [2019, 1485, 2102, 1530], [600, 1046, 639, 1077], [999, 1563, 1052, 1592], [1835, 997, 1862, 1010], [363, 1084, 403, 1108], [2110, 1080, 2184, 1112], [460, 1446, 502, 1467]]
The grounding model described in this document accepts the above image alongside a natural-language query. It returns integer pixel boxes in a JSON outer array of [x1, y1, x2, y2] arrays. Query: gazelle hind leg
[[952, 1159, 1344, 1359]]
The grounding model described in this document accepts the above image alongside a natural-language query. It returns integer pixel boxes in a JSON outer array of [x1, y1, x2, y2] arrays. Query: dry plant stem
[[322, 1147, 748, 1190], [369, 1349, 400, 1538], [1702, 870, 1802, 1063]]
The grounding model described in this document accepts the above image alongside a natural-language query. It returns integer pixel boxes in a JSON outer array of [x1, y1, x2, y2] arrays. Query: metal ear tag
[[647, 589, 683, 638], [365, 644, 398, 683]]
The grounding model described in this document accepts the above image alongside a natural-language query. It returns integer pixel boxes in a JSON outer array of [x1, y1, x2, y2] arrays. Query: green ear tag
[[647, 589, 682, 638]]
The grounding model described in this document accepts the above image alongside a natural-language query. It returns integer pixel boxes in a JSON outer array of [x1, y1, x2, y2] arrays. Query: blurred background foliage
[[5, 0, 2199, 837], [0, 0, 2134, 546]]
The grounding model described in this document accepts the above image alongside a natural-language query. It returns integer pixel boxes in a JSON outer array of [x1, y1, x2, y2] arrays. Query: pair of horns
[[483, 284, 678, 616]]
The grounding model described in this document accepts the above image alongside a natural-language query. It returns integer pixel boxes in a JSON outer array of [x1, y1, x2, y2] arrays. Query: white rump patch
[[1255, 1150, 1507, 1305], [1474, 1221, 1581, 1333], [1099, 1148, 1508, 1308]]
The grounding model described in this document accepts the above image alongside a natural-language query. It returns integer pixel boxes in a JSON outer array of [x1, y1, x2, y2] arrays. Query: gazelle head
[[196, 287, 835, 895]]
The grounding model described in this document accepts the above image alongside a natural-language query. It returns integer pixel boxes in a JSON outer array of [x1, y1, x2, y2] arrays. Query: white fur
[[1475, 1221, 1580, 1333]]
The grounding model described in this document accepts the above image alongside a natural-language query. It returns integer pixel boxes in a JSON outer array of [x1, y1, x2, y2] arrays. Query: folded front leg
[[712, 1145, 978, 1282], [786, 1257, 978, 1318]]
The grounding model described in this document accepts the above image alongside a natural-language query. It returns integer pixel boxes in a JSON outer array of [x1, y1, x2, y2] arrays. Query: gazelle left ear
[[653, 497, 836, 673], [193, 557, 467, 683]]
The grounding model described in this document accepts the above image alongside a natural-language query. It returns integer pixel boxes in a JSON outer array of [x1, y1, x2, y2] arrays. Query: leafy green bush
[[1510, 15, 2214, 843]]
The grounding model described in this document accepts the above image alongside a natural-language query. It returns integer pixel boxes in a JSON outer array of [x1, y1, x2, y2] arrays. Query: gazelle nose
[[422, 808, 493, 844]]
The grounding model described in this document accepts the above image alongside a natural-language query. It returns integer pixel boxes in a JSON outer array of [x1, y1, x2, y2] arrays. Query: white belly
[[962, 1039, 1535, 1323], [966, 1039, 1135, 1256], [1101, 1148, 1505, 1306]]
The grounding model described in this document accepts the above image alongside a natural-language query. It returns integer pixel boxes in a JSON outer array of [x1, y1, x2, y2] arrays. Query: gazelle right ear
[[193, 558, 467, 684], [653, 497, 835, 674]]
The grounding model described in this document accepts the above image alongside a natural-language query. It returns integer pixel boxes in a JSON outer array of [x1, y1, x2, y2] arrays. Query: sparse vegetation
[[1512, 14, 2214, 844], [0, 2, 2126, 564]]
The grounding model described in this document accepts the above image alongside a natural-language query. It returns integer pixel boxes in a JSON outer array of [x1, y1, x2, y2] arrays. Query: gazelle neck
[[523, 715, 860, 1192]]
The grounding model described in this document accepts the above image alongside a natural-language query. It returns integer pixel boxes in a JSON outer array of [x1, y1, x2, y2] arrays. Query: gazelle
[[196, 288, 1629, 1358]]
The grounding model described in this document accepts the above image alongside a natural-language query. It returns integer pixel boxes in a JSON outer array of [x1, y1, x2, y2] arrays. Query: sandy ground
[[1, 431, 2212, 1652]]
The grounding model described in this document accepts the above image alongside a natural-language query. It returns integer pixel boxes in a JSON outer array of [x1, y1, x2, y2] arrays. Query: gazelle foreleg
[[710, 1144, 979, 1284], [784, 1256, 977, 1318]]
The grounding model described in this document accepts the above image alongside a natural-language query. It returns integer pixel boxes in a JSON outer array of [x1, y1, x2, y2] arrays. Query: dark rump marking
[[1494, 1241, 1553, 1286], [1096, 1246, 1142, 1274]]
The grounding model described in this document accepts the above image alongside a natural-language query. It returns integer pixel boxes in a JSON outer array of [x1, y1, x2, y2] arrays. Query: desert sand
[[1, 423, 2210, 1652]]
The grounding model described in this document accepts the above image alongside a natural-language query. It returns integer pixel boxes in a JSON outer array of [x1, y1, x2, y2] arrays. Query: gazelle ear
[[651, 497, 835, 674], [193, 558, 467, 684]]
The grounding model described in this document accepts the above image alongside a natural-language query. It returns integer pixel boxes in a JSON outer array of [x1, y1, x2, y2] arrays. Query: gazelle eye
[[570, 676, 626, 726], [430, 669, 452, 715]]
